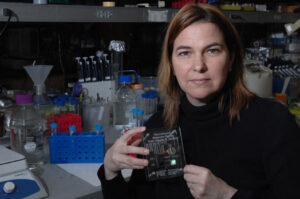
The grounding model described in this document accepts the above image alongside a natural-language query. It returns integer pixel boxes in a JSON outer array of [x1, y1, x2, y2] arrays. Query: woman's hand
[[184, 165, 237, 199], [103, 126, 150, 180]]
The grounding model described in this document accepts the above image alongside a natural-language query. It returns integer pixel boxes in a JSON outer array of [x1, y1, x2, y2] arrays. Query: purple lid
[[15, 93, 33, 104]]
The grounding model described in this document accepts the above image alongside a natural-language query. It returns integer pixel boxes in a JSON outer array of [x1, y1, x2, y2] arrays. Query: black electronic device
[[142, 127, 186, 181]]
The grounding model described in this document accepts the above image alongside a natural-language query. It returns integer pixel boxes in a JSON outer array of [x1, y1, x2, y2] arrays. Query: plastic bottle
[[142, 90, 158, 122], [69, 125, 76, 136], [113, 75, 136, 127], [95, 124, 105, 157], [130, 108, 144, 128], [50, 123, 58, 136], [136, 109, 144, 127], [141, 93, 148, 115], [126, 109, 143, 158], [95, 124, 103, 135], [148, 90, 158, 114], [131, 108, 138, 128], [131, 83, 144, 110], [10, 93, 47, 168]]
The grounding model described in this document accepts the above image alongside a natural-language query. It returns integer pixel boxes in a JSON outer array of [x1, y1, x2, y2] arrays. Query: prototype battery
[[142, 127, 186, 181]]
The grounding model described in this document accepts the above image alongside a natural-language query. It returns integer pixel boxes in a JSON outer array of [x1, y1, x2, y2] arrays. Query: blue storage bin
[[49, 132, 105, 164]]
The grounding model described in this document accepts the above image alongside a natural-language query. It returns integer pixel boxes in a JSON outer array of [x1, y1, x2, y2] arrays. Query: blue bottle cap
[[71, 99, 79, 105], [137, 109, 144, 115], [141, 93, 147, 98], [67, 96, 73, 102], [119, 75, 132, 83], [148, 95, 155, 99], [59, 94, 68, 99], [96, 124, 103, 131], [132, 108, 138, 114], [149, 90, 158, 97], [57, 101, 65, 106], [69, 125, 76, 132], [50, 123, 58, 129]]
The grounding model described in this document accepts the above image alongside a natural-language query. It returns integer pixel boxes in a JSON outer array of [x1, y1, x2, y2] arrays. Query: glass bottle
[[113, 75, 136, 128], [10, 93, 47, 168]]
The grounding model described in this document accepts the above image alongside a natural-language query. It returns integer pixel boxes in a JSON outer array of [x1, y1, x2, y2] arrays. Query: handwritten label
[[148, 10, 168, 22], [97, 10, 113, 19]]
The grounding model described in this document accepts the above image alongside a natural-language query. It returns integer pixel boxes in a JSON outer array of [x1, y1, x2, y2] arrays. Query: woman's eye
[[207, 48, 220, 55], [178, 51, 190, 57]]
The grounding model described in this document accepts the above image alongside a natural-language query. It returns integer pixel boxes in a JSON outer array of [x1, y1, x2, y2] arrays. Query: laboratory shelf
[[0, 2, 300, 23]]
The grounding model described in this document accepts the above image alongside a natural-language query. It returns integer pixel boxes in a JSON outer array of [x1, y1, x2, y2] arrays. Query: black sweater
[[98, 97, 300, 199]]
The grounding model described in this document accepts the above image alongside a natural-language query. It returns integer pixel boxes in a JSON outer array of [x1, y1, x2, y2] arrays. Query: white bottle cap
[[24, 142, 37, 153], [3, 182, 16, 194]]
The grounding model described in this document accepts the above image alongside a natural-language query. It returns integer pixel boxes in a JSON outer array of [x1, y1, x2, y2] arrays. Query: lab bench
[[34, 163, 103, 199], [38, 125, 122, 199], [0, 125, 122, 199]]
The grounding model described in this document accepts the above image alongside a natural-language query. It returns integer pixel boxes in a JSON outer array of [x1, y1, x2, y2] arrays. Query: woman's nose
[[192, 54, 206, 72]]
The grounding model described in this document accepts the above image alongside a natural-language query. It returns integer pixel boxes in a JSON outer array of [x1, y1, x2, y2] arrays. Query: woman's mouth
[[190, 78, 210, 85]]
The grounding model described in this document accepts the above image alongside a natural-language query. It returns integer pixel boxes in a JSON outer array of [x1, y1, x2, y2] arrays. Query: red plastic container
[[47, 113, 82, 134]]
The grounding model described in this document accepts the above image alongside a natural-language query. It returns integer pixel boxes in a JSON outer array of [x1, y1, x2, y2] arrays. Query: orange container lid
[[131, 83, 144, 90], [275, 93, 287, 102]]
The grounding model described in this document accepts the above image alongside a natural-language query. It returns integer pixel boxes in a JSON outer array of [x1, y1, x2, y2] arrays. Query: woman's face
[[171, 21, 231, 106]]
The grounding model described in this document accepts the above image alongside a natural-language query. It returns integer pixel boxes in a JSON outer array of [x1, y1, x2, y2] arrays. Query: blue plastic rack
[[49, 132, 105, 164]]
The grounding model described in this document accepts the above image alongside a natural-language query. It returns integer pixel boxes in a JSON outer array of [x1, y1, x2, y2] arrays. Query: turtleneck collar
[[179, 95, 222, 121]]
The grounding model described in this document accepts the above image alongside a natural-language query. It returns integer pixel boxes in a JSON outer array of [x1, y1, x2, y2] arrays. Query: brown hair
[[158, 3, 255, 128]]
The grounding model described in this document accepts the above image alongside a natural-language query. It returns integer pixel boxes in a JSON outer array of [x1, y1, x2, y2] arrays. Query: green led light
[[171, 159, 176, 165]]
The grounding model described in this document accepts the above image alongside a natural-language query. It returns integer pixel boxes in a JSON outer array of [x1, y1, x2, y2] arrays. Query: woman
[[98, 3, 300, 199]]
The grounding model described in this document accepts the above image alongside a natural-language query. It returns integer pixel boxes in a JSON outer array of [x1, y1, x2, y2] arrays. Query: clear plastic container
[[113, 75, 136, 127], [82, 101, 111, 131], [142, 90, 158, 121], [10, 93, 47, 168], [131, 83, 144, 110]]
